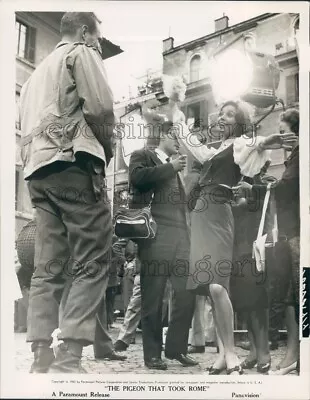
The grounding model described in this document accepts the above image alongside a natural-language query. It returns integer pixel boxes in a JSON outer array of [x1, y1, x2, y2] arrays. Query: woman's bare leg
[[208, 297, 226, 370], [278, 305, 299, 368], [209, 284, 240, 373]]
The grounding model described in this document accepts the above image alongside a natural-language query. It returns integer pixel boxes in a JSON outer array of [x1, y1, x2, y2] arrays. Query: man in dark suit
[[129, 121, 197, 370]]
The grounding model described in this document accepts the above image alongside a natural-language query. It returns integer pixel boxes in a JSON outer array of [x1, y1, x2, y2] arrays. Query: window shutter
[[180, 105, 187, 121], [15, 170, 20, 211], [295, 73, 299, 102], [26, 26, 36, 63], [199, 100, 208, 129], [286, 74, 296, 106]]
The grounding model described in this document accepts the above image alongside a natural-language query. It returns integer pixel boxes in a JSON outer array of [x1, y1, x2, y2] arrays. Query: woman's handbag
[[114, 193, 157, 240], [252, 183, 278, 272]]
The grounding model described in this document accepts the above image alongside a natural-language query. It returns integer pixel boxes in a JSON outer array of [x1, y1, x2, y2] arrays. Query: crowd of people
[[17, 12, 300, 376]]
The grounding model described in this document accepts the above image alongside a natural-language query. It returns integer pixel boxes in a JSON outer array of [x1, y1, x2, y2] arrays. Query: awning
[[99, 37, 124, 60]]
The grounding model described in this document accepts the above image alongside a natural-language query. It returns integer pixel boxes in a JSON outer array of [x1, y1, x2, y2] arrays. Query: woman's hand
[[259, 133, 298, 151], [231, 181, 252, 208], [232, 181, 253, 198]]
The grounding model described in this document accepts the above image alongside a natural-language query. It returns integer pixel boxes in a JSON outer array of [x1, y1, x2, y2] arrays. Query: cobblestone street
[[15, 319, 296, 376]]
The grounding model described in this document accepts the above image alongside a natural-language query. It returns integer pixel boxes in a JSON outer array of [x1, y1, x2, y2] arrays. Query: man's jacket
[[19, 41, 115, 179], [128, 148, 190, 230]]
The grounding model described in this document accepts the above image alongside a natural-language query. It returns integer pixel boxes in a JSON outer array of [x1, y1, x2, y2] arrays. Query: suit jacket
[[128, 148, 190, 230]]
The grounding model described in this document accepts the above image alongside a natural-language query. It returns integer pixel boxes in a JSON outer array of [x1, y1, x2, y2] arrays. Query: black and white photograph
[[0, 1, 309, 399]]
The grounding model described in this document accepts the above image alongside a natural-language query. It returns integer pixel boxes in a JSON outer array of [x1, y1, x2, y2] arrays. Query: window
[[16, 92, 21, 130], [16, 20, 27, 58], [190, 55, 201, 82], [15, 170, 20, 211], [286, 72, 299, 105], [187, 102, 201, 128], [16, 20, 36, 63], [186, 100, 208, 131]]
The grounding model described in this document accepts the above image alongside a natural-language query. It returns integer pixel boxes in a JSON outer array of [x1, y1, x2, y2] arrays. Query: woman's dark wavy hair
[[280, 108, 299, 135], [219, 100, 254, 138]]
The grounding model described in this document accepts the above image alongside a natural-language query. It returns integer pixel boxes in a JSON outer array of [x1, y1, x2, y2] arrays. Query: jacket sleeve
[[70, 45, 115, 162], [129, 150, 177, 190], [274, 155, 299, 206]]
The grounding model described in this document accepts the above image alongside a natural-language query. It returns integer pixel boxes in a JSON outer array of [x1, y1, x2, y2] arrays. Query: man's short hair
[[147, 120, 174, 148], [60, 12, 99, 36], [161, 121, 174, 135]]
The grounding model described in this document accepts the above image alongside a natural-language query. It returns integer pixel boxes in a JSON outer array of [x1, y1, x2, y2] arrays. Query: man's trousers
[[26, 161, 112, 345], [122, 264, 136, 313], [93, 293, 114, 357], [117, 274, 141, 346], [138, 225, 195, 362]]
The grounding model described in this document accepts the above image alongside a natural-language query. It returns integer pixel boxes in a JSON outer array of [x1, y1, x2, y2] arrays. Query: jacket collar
[[146, 149, 163, 165], [155, 148, 169, 164], [55, 40, 84, 49]]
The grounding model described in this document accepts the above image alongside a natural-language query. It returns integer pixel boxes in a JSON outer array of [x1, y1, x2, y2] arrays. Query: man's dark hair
[[280, 108, 299, 135], [147, 120, 174, 148], [161, 121, 174, 135], [60, 12, 99, 36]]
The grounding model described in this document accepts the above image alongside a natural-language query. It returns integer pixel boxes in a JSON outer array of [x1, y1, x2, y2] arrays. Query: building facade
[[110, 12, 299, 217]]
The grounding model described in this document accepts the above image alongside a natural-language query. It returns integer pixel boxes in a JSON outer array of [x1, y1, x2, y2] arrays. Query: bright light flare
[[210, 49, 253, 103]]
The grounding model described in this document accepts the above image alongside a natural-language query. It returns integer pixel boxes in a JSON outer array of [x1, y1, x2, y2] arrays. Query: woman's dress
[[186, 144, 240, 294], [174, 121, 271, 295]]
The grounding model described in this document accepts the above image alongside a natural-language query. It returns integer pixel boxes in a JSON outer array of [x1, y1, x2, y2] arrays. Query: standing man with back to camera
[[19, 12, 115, 373]]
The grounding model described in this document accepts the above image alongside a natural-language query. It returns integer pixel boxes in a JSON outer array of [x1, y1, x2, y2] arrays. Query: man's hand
[[171, 155, 187, 172], [260, 133, 298, 151]]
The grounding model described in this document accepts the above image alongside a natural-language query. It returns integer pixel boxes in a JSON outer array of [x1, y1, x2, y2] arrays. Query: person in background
[[93, 244, 127, 362], [237, 108, 300, 375], [188, 296, 217, 354], [114, 243, 171, 352], [19, 12, 115, 373], [231, 162, 275, 374], [114, 250, 141, 351], [105, 237, 126, 329], [114, 240, 140, 350], [93, 235, 127, 362], [271, 109, 300, 375], [121, 240, 138, 316]]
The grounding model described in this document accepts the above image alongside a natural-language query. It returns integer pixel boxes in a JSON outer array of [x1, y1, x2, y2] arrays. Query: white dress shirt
[[155, 148, 170, 164]]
